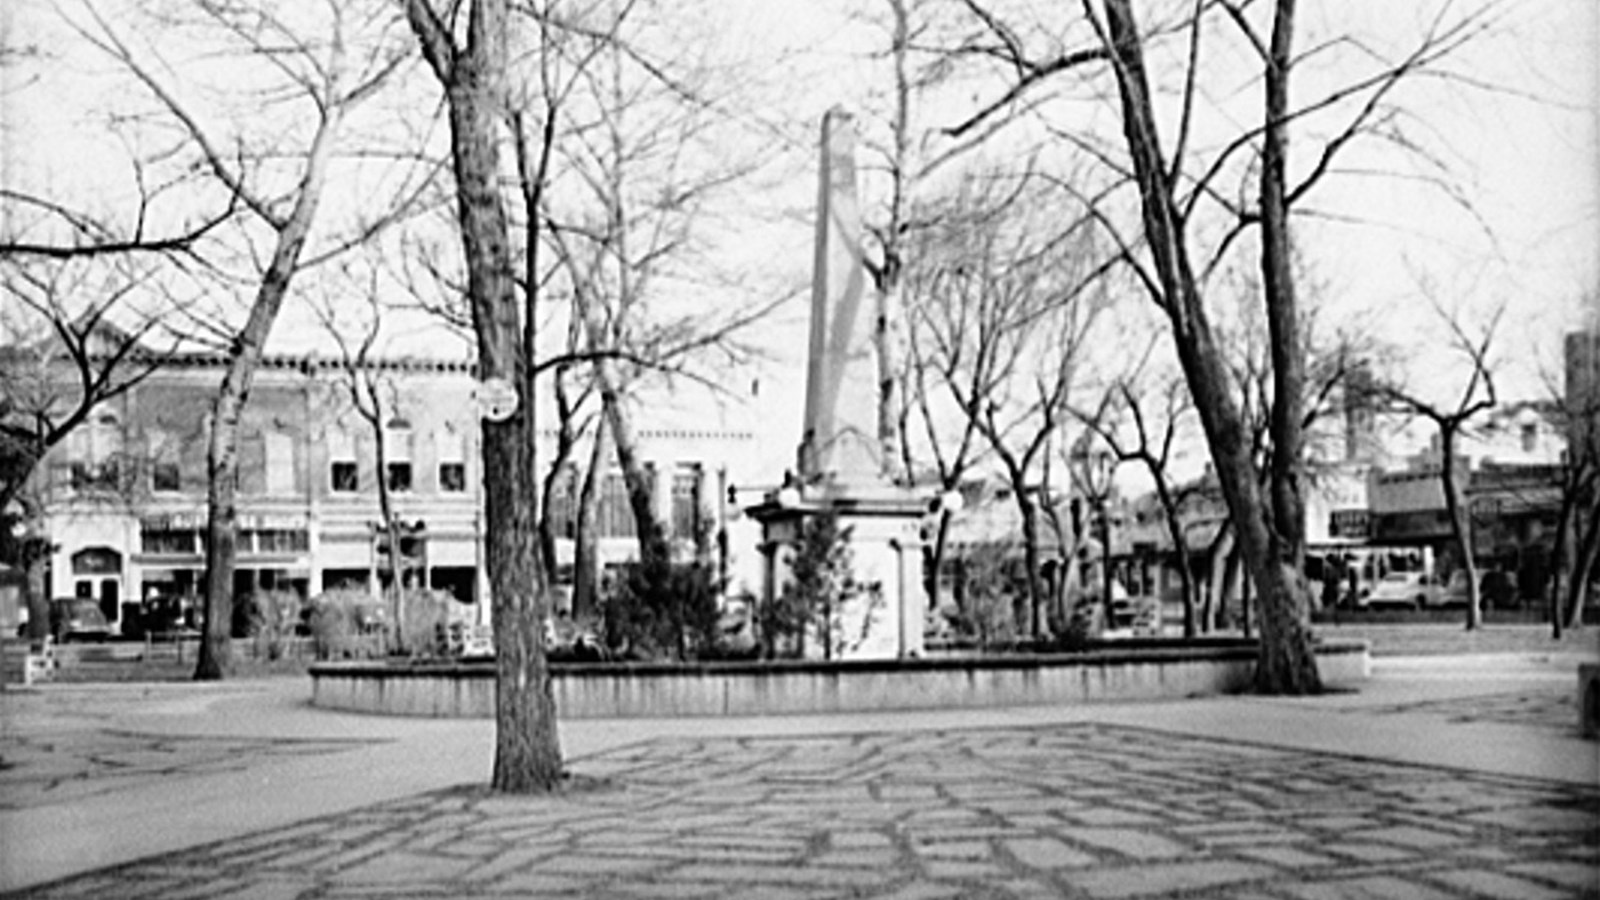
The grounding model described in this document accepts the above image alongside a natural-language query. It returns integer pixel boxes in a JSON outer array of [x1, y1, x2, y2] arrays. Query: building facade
[[23, 351, 760, 634]]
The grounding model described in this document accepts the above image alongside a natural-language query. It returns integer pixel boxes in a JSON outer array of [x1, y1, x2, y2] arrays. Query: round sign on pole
[[476, 377, 519, 423]]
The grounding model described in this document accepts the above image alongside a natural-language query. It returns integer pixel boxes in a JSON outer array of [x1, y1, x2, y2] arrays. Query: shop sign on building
[[1329, 509, 1371, 540]]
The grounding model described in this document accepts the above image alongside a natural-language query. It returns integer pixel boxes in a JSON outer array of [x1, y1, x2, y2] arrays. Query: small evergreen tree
[[601, 559, 723, 661], [767, 513, 854, 660]]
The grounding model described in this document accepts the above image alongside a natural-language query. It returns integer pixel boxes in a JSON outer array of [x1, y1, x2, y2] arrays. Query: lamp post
[[1070, 439, 1117, 625]]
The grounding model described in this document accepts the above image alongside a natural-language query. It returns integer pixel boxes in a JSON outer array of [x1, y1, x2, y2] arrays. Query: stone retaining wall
[[309, 640, 1369, 718]]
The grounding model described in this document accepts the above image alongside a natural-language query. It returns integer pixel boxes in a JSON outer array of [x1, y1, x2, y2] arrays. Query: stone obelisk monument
[[750, 108, 928, 660], [798, 109, 880, 487]]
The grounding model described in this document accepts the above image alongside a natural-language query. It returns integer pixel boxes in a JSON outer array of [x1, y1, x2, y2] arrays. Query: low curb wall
[[309, 640, 1369, 719]]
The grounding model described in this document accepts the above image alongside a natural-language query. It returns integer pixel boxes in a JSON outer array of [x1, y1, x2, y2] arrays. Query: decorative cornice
[[155, 352, 477, 376]]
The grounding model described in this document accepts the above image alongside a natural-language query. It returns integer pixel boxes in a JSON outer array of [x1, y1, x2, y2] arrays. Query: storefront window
[[141, 529, 200, 555], [250, 529, 309, 554]]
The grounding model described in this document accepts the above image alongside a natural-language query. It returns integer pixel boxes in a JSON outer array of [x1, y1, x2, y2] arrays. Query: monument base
[[748, 486, 929, 660]]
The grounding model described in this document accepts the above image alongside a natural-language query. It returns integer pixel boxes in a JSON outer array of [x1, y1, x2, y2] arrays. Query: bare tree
[[0, 262, 180, 510], [1076, 348, 1203, 637], [0, 14, 237, 261], [1374, 303, 1502, 630], [407, 0, 566, 792], [907, 171, 1105, 637], [1549, 367, 1600, 635], [0, 189, 236, 261], [1208, 259, 1385, 627], [309, 271, 422, 649], [858, 0, 960, 483], [540, 4, 776, 575], [0, 259, 185, 638], [70, 0, 413, 679], [944, 0, 1492, 692], [901, 235, 990, 615], [844, 0, 1034, 485]]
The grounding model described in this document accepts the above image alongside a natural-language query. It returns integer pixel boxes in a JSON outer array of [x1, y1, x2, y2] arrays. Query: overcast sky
[[6, 0, 1597, 479]]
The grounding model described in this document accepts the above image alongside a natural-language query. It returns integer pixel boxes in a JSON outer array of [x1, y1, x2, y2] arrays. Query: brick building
[[22, 350, 758, 634]]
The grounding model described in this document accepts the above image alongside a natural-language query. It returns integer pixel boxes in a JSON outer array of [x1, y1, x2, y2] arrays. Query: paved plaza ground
[[0, 629, 1596, 898]]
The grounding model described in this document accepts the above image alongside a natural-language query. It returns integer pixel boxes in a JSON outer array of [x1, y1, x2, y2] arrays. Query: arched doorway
[[71, 546, 124, 628]]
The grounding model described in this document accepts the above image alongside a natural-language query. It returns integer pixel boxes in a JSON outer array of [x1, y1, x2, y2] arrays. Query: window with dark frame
[[331, 461, 359, 493], [386, 461, 413, 493], [152, 461, 181, 492], [71, 460, 119, 491], [671, 465, 703, 541], [439, 461, 466, 493], [140, 528, 199, 555]]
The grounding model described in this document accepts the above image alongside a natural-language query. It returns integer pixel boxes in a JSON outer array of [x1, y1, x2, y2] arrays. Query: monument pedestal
[[748, 486, 928, 660]]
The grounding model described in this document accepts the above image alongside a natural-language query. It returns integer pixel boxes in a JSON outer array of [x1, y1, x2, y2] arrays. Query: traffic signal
[[374, 519, 428, 583]]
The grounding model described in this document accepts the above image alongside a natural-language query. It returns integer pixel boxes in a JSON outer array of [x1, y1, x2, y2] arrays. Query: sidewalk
[[1, 650, 1595, 899]]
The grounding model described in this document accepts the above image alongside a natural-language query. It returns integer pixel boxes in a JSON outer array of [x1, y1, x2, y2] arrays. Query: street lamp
[[1070, 438, 1117, 624]]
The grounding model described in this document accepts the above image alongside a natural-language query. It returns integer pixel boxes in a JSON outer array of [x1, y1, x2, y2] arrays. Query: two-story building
[[21, 347, 761, 635]]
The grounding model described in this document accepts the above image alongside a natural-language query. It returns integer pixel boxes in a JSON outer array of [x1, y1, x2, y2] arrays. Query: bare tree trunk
[[573, 414, 608, 621], [1437, 428, 1483, 629], [599, 383, 668, 572], [1567, 499, 1600, 631], [875, 0, 912, 485], [1240, 562, 1254, 640], [875, 275, 906, 484], [1205, 525, 1234, 634], [1099, 502, 1115, 626], [1260, 0, 1307, 578], [198, 408, 240, 680], [997, 466, 1044, 637], [538, 367, 582, 589], [377, 466, 406, 652], [927, 508, 952, 614], [407, 0, 563, 793], [1100, 0, 1319, 693], [1550, 492, 1575, 639], [1154, 482, 1196, 638], [195, 104, 342, 681], [25, 555, 48, 646], [1020, 493, 1044, 638]]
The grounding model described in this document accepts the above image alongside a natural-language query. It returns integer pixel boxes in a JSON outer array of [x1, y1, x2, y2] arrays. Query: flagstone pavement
[[1, 650, 1596, 899]]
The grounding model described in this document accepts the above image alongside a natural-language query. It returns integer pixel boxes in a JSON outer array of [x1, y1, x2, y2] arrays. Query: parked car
[[1359, 572, 1441, 610], [49, 598, 114, 642]]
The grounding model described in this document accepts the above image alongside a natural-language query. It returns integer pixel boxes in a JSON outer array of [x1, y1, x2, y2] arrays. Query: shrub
[[393, 588, 452, 658], [1038, 594, 1101, 651], [249, 589, 303, 660], [600, 560, 723, 661], [306, 589, 375, 660], [948, 541, 1026, 648]]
